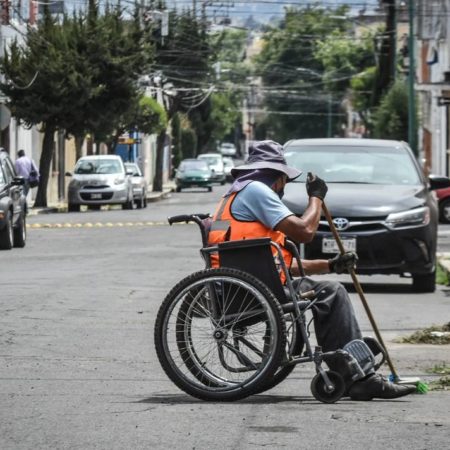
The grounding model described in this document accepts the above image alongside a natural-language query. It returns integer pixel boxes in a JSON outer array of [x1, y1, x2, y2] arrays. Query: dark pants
[[293, 277, 362, 352]]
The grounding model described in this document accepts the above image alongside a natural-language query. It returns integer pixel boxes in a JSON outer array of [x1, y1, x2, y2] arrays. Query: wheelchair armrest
[[285, 239, 305, 277]]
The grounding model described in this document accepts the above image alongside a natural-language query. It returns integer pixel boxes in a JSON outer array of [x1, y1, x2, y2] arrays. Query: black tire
[[412, 271, 436, 293], [13, 210, 26, 248], [254, 313, 304, 394], [143, 196, 147, 208], [68, 203, 80, 212], [0, 210, 13, 250], [122, 196, 134, 210], [176, 186, 182, 193], [439, 198, 450, 224], [154, 268, 287, 401], [207, 186, 212, 192], [311, 370, 345, 404], [88, 205, 101, 211]]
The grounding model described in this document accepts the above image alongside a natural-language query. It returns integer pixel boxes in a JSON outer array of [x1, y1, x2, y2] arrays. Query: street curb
[[28, 186, 175, 215]]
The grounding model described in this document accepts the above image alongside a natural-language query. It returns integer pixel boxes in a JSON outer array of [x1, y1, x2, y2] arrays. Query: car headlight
[[114, 177, 125, 185], [69, 180, 81, 188], [385, 206, 430, 229]]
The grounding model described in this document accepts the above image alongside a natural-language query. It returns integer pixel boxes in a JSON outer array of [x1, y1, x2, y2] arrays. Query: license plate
[[322, 237, 356, 254], [90, 193, 102, 199]]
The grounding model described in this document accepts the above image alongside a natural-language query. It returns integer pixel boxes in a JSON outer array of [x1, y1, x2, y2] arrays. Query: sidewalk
[[28, 181, 175, 215]]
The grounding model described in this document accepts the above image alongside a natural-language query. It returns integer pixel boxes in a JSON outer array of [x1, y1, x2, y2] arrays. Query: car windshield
[[75, 159, 123, 175], [125, 163, 141, 176], [181, 160, 210, 171], [284, 145, 421, 185], [199, 155, 220, 165]]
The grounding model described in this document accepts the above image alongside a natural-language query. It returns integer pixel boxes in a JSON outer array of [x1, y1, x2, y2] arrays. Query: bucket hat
[[231, 140, 302, 181]]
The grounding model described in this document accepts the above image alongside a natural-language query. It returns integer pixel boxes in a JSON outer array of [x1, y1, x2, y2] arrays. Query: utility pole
[[407, 0, 417, 155]]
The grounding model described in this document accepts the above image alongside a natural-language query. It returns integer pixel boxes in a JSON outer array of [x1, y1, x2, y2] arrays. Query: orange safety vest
[[207, 189, 293, 284]]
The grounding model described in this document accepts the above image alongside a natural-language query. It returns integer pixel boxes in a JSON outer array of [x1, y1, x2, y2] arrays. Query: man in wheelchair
[[207, 140, 415, 401]]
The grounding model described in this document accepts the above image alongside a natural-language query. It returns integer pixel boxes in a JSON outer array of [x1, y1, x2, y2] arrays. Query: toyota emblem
[[333, 217, 349, 230]]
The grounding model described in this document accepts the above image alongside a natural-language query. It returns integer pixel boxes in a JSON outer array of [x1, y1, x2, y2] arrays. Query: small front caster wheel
[[311, 370, 345, 404]]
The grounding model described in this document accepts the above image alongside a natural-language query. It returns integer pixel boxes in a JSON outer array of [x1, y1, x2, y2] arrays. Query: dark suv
[[282, 138, 450, 293], [0, 150, 27, 249]]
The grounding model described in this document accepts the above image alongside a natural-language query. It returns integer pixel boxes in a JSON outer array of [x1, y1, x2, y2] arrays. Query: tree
[[0, 7, 89, 206], [0, 2, 153, 206], [255, 6, 351, 142], [372, 79, 409, 142], [171, 112, 182, 168], [150, 3, 214, 191]]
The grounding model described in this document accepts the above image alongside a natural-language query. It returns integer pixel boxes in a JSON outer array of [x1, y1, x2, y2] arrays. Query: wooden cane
[[322, 202, 399, 380]]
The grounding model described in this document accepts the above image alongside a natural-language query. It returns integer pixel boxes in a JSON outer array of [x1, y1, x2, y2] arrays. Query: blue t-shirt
[[230, 181, 293, 230]]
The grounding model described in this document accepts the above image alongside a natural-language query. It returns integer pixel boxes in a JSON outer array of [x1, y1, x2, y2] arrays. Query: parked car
[[66, 155, 134, 212], [218, 142, 237, 157], [197, 153, 226, 184], [435, 187, 450, 223], [222, 156, 235, 182], [282, 138, 450, 293], [124, 162, 147, 209], [0, 150, 27, 249], [175, 159, 213, 192]]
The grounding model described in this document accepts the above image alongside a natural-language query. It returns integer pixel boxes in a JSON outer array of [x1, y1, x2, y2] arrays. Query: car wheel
[[207, 186, 212, 192], [220, 180, 226, 185], [0, 210, 13, 250], [13, 210, 26, 248], [122, 196, 134, 210], [143, 196, 147, 208], [68, 203, 80, 212], [88, 205, 101, 211], [412, 271, 436, 293], [176, 186, 182, 193], [439, 198, 450, 223]]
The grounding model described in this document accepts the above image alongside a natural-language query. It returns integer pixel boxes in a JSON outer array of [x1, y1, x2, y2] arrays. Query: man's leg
[[294, 277, 362, 351], [293, 277, 416, 400]]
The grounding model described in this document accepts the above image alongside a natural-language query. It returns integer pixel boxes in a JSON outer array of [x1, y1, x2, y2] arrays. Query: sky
[[166, 0, 379, 22]]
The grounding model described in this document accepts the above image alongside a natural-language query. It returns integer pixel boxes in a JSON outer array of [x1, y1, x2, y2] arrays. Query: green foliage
[[373, 80, 409, 141], [255, 6, 352, 142], [135, 96, 167, 135], [315, 29, 375, 93], [0, 1, 154, 204], [181, 128, 197, 159]]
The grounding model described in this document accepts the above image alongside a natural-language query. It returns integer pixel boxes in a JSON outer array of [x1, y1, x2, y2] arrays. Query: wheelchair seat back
[[217, 238, 289, 305]]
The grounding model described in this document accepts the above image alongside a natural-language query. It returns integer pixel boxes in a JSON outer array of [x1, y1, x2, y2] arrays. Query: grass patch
[[397, 323, 450, 344], [429, 376, 450, 391], [436, 263, 449, 286], [427, 362, 450, 375]]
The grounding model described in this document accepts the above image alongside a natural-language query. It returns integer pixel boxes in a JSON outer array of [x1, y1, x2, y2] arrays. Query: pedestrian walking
[[15, 149, 40, 196]]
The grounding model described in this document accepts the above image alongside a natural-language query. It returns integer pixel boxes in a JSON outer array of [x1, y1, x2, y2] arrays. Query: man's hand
[[328, 252, 358, 274], [306, 172, 328, 201]]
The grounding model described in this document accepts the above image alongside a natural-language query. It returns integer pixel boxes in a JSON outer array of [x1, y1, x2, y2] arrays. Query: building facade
[[416, 0, 450, 176]]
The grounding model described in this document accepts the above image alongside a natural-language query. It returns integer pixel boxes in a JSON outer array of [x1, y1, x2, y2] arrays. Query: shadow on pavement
[[341, 282, 413, 294]]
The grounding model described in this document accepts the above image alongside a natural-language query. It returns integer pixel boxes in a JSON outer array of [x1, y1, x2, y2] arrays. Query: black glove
[[306, 172, 328, 201], [328, 252, 358, 274]]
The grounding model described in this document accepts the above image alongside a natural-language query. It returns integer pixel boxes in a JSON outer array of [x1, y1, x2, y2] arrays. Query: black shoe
[[348, 374, 416, 401]]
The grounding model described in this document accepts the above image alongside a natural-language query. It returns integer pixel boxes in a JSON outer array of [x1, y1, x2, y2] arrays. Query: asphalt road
[[1, 184, 449, 450]]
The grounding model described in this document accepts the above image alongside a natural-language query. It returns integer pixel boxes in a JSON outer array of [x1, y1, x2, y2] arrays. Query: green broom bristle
[[416, 381, 429, 394]]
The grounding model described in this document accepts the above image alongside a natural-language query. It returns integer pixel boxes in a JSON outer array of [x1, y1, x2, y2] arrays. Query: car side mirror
[[428, 174, 450, 190], [12, 176, 25, 186], [65, 171, 72, 177], [126, 169, 134, 176]]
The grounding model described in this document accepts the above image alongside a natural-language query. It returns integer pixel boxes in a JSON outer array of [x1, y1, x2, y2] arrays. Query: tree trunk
[[34, 124, 56, 208], [152, 129, 166, 192], [75, 135, 84, 161]]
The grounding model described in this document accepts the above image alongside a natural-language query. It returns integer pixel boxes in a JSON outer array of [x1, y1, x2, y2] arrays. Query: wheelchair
[[154, 214, 386, 403]]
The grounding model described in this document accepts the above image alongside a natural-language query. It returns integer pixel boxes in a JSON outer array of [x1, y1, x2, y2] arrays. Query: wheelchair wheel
[[154, 268, 287, 401], [310, 370, 345, 404], [254, 312, 304, 394]]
